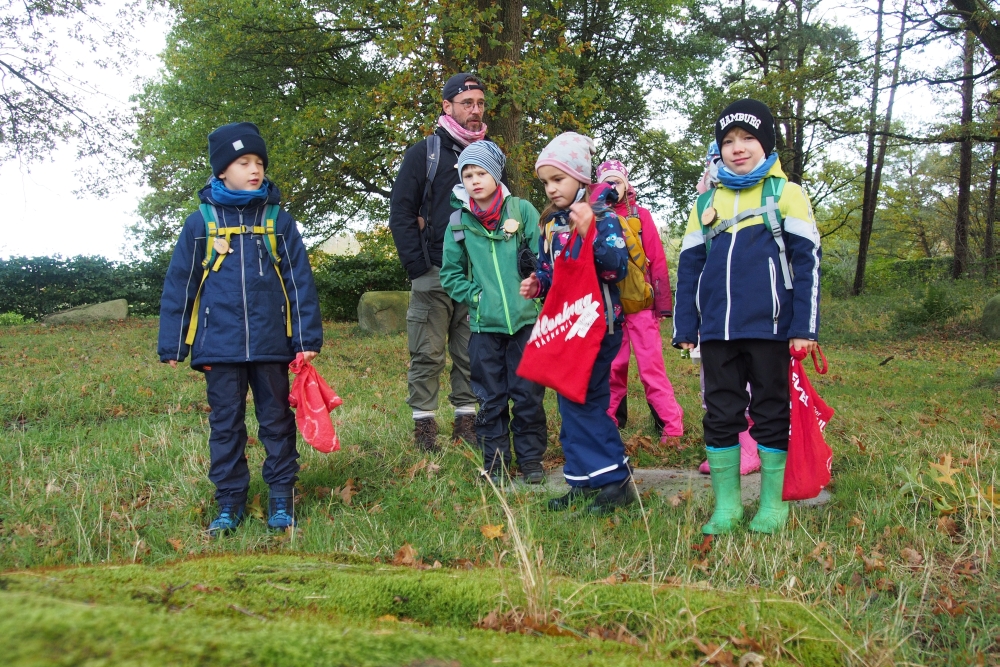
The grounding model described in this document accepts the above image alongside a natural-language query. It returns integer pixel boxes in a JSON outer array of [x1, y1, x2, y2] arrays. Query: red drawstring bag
[[784, 346, 834, 501], [516, 222, 608, 403], [288, 353, 343, 453]]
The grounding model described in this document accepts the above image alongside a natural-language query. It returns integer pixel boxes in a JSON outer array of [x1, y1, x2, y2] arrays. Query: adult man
[[389, 73, 496, 450]]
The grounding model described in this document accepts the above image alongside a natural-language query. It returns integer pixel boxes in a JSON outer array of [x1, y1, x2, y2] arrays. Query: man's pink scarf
[[438, 114, 487, 147]]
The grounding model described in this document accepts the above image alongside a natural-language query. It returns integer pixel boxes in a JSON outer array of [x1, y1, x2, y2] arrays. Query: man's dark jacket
[[388, 127, 505, 281]]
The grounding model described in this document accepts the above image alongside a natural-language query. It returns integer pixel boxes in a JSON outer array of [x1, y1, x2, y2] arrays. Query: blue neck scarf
[[210, 177, 270, 206], [717, 152, 778, 191]]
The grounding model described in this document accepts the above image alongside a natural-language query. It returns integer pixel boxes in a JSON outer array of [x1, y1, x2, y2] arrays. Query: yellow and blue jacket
[[672, 159, 821, 346]]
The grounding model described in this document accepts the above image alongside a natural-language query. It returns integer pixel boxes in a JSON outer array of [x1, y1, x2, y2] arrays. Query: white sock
[[412, 410, 436, 420], [454, 405, 477, 416]]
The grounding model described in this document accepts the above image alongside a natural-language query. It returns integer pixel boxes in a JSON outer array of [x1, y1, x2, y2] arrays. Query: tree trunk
[[954, 30, 975, 279], [478, 0, 525, 196], [869, 0, 908, 243], [851, 0, 885, 296], [986, 140, 998, 276], [949, 0, 1000, 65]]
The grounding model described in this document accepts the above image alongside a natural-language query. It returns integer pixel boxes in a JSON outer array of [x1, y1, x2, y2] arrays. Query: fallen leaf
[[901, 547, 924, 567], [692, 535, 714, 554], [933, 596, 966, 617], [955, 560, 980, 577], [377, 614, 398, 622], [246, 494, 265, 520], [874, 578, 895, 592], [667, 490, 693, 507], [936, 516, 959, 536], [851, 435, 867, 453], [848, 515, 865, 529], [167, 537, 184, 552], [426, 462, 441, 477], [480, 524, 505, 539], [335, 479, 358, 506], [739, 653, 765, 667], [407, 459, 428, 479], [392, 543, 418, 567], [691, 637, 736, 667], [929, 454, 960, 487]]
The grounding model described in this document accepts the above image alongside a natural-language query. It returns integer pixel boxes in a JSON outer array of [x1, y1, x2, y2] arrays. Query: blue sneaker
[[207, 504, 245, 537], [267, 496, 296, 530]]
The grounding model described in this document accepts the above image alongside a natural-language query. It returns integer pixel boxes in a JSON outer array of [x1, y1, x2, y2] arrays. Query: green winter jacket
[[440, 185, 541, 335]]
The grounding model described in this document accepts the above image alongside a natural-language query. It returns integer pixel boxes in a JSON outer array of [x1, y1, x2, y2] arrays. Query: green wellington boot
[[749, 449, 790, 534], [703, 445, 743, 534]]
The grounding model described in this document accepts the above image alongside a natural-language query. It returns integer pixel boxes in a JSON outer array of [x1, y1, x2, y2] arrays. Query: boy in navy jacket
[[673, 100, 821, 535], [158, 122, 323, 535]]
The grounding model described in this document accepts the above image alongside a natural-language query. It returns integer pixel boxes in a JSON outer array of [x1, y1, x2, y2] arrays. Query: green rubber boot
[[702, 445, 743, 534], [749, 449, 790, 534]]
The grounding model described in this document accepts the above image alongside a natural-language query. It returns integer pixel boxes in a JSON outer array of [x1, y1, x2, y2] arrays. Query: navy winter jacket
[[157, 181, 323, 368]]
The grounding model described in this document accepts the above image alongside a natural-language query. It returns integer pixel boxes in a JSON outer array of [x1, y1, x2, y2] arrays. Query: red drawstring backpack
[[784, 346, 834, 500], [288, 353, 343, 453], [516, 222, 609, 403]]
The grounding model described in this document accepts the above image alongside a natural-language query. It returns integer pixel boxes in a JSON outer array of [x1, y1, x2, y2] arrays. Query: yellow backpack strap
[[261, 205, 291, 337], [620, 215, 647, 273], [185, 204, 220, 346]]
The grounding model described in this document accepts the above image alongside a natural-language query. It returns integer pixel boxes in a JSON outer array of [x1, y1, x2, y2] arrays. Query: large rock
[[357, 291, 410, 334], [983, 294, 1000, 340], [44, 299, 129, 324]]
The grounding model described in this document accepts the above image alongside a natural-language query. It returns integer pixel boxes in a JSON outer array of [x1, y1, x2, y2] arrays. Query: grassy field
[[1, 283, 998, 665]]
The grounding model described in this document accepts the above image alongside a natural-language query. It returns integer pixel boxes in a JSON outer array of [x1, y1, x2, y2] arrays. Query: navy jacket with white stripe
[[672, 160, 821, 347], [157, 181, 323, 368]]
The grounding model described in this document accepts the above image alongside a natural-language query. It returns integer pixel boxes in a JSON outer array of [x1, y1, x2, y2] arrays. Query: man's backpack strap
[[423, 134, 440, 218]]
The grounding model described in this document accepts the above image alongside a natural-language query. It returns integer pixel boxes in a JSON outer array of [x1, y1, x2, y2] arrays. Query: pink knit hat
[[596, 159, 629, 186], [534, 132, 595, 184]]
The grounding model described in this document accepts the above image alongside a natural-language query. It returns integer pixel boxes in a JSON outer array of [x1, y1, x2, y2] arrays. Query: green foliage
[[892, 282, 972, 329], [0, 312, 28, 325], [312, 252, 410, 321], [0, 255, 170, 320], [130, 0, 708, 253]]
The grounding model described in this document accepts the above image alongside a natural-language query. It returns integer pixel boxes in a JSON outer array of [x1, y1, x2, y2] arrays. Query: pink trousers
[[607, 309, 684, 436]]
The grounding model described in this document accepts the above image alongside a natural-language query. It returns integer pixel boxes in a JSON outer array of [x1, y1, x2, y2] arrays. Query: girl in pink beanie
[[519, 132, 636, 515], [594, 160, 685, 447]]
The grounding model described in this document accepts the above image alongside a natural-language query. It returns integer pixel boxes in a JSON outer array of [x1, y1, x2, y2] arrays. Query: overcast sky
[[0, 2, 960, 261]]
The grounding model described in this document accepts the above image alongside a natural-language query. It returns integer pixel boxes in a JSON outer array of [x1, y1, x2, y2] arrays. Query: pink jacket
[[613, 200, 673, 316]]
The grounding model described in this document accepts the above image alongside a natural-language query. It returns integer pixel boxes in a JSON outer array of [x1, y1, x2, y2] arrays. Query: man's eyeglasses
[[456, 99, 486, 111]]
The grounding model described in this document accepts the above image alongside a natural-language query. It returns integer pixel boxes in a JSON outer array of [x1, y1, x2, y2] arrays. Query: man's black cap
[[442, 73, 484, 101]]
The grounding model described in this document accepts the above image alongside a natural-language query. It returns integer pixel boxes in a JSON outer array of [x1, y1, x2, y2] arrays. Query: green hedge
[[0, 255, 171, 320], [312, 253, 410, 321]]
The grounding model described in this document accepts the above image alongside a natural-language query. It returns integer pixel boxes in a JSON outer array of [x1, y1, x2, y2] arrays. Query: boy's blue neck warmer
[[210, 177, 270, 206], [716, 152, 778, 190]]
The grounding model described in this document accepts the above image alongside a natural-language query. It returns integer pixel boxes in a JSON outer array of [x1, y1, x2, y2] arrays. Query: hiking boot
[[414, 417, 439, 452], [452, 414, 477, 446], [588, 478, 639, 516], [207, 504, 245, 537], [546, 486, 599, 511], [520, 461, 546, 485], [703, 445, 744, 535], [267, 495, 296, 530], [749, 449, 790, 534]]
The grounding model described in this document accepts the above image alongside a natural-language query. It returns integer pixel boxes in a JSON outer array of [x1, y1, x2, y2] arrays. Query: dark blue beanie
[[208, 122, 269, 176]]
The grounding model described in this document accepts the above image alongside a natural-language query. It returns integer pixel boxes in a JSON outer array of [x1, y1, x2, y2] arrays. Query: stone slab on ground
[[44, 299, 128, 324], [536, 467, 830, 506], [357, 291, 410, 335], [983, 294, 1000, 340]]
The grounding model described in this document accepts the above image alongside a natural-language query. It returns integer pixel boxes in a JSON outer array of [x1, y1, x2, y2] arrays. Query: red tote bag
[[516, 223, 607, 403], [289, 353, 344, 454], [783, 346, 835, 501]]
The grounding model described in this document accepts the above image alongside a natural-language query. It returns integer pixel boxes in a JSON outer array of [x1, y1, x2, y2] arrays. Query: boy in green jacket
[[441, 140, 547, 485]]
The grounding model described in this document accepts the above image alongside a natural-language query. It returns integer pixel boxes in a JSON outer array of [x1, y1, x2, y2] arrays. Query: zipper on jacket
[[238, 210, 250, 360], [769, 257, 780, 335], [256, 239, 264, 276], [490, 240, 514, 335], [723, 190, 739, 340]]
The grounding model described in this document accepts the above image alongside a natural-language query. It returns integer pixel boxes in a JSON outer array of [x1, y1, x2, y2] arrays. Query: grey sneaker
[[520, 461, 546, 485]]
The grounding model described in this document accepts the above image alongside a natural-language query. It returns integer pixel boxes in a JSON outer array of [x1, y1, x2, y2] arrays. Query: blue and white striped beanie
[[457, 140, 505, 186]]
